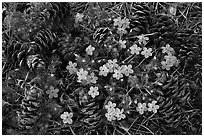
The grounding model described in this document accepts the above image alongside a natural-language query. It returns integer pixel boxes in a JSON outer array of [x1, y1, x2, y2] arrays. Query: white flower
[[46, 86, 59, 99], [113, 17, 122, 27], [137, 34, 149, 45], [119, 40, 126, 49], [60, 112, 73, 124], [88, 86, 99, 98], [141, 47, 153, 58], [113, 69, 123, 80], [77, 68, 88, 82], [88, 72, 98, 84], [161, 61, 171, 70], [147, 100, 159, 113], [66, 61, 77, 74], [105, 101, 117, 112], [121, 18, 130, 29], [120, 64, 134, 76], [161, 44, 175, 55], [130, 44, 142, 55], [161, 54, 179, 70], [86, 45, 95, 56], [106, 59, 119, 73], [99, 65, 109, 77], [113, 17, 130, 29], [105, 111, 116, 122], [115, 108, 126, 120], [117, 27, 127, 35], [75, 13, 84, 23], [136, 102, 147, 115]]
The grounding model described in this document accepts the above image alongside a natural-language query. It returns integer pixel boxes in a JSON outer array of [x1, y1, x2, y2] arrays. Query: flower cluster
[[99, 59, 134, 80], [105, 101, 126, 121], [161, 44, 179, 70], [129, 44, 153, 58], [114, 17, 130, 29], [136, 100, 159, 115], [77, 68, 98, 84], [113, 17, 130, 35]]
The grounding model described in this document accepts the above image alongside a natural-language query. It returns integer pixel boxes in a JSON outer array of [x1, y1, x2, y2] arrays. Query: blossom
[[117, 27, 127, 35], [115, 108, 126, 120], [137, 34, 149, 45], [121, 18, 130, 29], [60, 112, 73, 124], [99, 65, 109, 76], [105, 101, 116, 112], [113, 17, 130, 29], [77, 68, 88, 82], [75, 13, 84, 23], [113, 17, 122, 27], [46, 86, 59, 99], [88, 72, 98, 84], [119, 40, 126, 49], [66, 61, 77, 74], [113, 69, 123, 80], [147, 100, 159, 113], [105, 111, 116, 121], [164, 54, 177, 66], [136, 102, 147, 115], [86, 45, 95, 56], [161, 44, 175, 55], [88, 86, 99, 98], [104, 101, 126, 121], [120, 64, 134, 76], [161, 61, 171, 70], [129, 44, 142, 55], [141, 47, 153, 58], [106, 59, 119, 73], [161, 54, 179, 70]]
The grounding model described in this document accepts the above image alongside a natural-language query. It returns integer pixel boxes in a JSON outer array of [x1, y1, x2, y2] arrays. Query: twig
[[69, 126, 76, 135], [140, 124, 154, 135]]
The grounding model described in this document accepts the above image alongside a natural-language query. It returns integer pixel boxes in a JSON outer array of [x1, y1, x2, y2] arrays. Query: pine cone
[[156, 75, 191, 128], [128, 3, 151, 35], [18, 85, 44, 130], [26, 54, 46, 70], [149, 14, 177, 48], [33, 28, 58, 55], [43, 2, 70, 23], [5, 40, 29, 68], [75, 88, 102, 133], [173, 30, 201, 75], [70, 2, 88, 14]]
